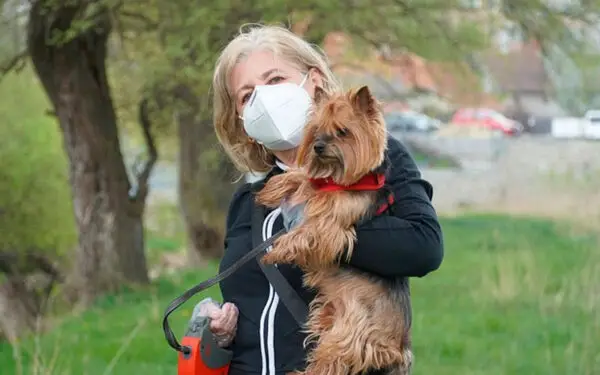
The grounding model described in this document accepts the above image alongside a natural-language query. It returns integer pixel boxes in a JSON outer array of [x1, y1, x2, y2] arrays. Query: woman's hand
[[208, 302, 238, 347], [193, 298, 239, 347]]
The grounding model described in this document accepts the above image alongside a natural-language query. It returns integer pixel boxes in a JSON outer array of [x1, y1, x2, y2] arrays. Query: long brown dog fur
[[255, 86, 412, 375]]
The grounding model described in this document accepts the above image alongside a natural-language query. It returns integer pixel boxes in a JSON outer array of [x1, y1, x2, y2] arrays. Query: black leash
[[162, 228, 285, 353], [252, 204, 310, 327]]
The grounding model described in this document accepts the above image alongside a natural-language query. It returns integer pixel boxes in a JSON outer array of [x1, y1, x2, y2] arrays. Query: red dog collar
[[309, 173, 386, 193]]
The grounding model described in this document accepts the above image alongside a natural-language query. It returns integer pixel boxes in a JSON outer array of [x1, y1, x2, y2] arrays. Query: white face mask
[[241, 74, 312, 151]]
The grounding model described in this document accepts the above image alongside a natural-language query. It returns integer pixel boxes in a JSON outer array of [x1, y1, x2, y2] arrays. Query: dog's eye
[[337, 128, 349, 137]]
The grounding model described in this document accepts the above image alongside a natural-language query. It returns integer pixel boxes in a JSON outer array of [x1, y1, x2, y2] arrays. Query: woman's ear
[[308, 67, 324, 91], [313, 86, 328, 105]]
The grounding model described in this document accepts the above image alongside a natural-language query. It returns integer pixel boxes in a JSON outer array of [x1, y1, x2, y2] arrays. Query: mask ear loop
[[299, 73, 309, 88]]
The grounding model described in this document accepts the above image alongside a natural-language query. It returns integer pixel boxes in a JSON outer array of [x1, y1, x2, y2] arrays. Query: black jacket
[[219, 136, 444, 375]]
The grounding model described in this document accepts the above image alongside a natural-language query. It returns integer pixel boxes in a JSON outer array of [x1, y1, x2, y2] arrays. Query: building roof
[[320, 31, 502, 109], [480, 42, 548, 93]]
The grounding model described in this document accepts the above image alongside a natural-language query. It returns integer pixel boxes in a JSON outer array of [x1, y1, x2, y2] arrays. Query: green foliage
[[306, 0, 488, 60], [1, 215, 598, 374], [0, 69, 76, 254], [108, 0, 489, 140], [106, 0, 600, 140], [104, 0, 600, 172]]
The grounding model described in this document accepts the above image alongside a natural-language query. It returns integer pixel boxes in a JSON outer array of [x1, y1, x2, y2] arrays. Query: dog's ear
[[313, 86, 328, 105], [352, 85, 376, 116]]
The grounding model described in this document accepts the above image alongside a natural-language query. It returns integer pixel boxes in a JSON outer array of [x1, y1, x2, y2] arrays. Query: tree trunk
[[178, 117, 224, 265], [0, 278, 39, 343], [174, 85, 240, 265], [27, 1, 149, 303]]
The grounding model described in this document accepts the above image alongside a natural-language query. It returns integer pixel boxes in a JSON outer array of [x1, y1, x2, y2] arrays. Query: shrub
[[0, 69, 76, 255]]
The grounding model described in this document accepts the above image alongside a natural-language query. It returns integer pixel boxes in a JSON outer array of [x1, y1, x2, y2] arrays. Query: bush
[[0, 69, 76, 255]]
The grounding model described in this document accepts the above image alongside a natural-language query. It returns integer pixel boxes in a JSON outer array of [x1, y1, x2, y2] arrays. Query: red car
[[451, 108, 522, 135]]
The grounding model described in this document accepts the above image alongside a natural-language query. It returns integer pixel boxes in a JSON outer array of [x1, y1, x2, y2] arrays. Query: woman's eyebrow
[[261, 68, 279, 79], [235, 68, 282, 98]]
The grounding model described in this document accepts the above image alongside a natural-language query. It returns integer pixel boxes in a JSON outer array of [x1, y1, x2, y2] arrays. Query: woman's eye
[[337, 128, 348, 137], [267, 76, 285, 85], [241, 91, 252, 104]]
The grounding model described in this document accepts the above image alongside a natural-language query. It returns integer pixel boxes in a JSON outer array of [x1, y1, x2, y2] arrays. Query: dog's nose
[[313, 142, 326, 155]]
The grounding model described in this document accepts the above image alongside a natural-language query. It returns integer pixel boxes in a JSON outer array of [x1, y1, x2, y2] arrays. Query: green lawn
[[1, 215, 598, 375]]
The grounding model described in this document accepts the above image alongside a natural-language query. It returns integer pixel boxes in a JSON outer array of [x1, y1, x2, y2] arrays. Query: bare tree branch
[[0, 50, 28, 82], [130, 97, 158, 204], [0, 249, 63, 317], [0, 249, 62, 281], [44, 109, 57, 117]]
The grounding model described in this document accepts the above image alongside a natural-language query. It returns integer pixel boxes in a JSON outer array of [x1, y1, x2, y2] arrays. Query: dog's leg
[[300, 293, 346, 375], [298, 193, 374, 267], [255, 171, 306, 208], [310, 224, 356, 267], [311, 303, 407, 375], [261, 223, 316, 266], [262, 219, 353, 268], [307, 272, 410, 375], [302, 271, 354, 375], [303, 270, 339, 343]]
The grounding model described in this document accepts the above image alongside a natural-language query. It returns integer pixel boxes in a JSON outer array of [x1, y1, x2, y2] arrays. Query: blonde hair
[[212, 24, 342, 173]]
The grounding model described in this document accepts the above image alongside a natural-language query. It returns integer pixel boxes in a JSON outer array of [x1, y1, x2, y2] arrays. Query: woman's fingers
[[208, 302, 238, 347], [209, 302, 238, 336], [222, 303, 239, 332]]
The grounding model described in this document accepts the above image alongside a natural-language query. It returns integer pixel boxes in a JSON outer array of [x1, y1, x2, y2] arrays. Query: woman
[[201, 24, 444, 375]]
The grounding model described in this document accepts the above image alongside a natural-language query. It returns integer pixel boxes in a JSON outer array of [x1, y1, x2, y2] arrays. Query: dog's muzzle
[[313, 141, 326, 155]]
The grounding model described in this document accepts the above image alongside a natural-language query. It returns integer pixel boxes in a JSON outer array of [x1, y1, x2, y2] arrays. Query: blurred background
[[0, 0, 599, 374]]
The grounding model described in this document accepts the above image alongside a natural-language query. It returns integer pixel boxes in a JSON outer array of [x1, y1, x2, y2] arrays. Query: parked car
[[583, 110, 600, 139], [551, 117, 589, 139], [451, 108, 523, 136], [384, 110, 442, 133], [551, 112, 600, 140]]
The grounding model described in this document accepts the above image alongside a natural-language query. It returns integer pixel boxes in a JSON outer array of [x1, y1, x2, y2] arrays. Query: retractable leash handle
[[178, 306, 232, 375], [162, 228, 286, 375]]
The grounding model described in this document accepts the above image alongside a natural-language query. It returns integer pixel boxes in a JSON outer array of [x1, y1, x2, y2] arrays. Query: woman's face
[[230, 49, 323, 117], [230, 49, 324, 166]]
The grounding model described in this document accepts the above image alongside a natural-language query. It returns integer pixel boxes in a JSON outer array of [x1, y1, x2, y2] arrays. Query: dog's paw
[[275, 232, 312, 265], [261, 249, 286, 265], [260, 228, 315, 266]]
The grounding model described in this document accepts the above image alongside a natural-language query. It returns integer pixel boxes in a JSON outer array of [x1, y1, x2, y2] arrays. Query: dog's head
[[296, 85, 387, 185]]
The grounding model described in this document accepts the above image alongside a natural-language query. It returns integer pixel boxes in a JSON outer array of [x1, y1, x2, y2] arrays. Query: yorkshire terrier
[[255, 86, 412, 375]]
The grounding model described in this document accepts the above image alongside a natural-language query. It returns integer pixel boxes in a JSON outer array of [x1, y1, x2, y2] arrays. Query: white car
[[583, 110, 600, 139]]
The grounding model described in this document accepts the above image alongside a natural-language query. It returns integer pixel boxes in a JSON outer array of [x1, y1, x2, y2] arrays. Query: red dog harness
[[309, 173, 395, 216]]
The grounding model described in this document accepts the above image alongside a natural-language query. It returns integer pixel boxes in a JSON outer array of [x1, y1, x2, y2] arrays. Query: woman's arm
[[347, 137, 444, 278]]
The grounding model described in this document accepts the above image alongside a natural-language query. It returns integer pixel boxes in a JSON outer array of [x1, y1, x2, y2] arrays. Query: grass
[[1, 214, 599, 374], [411, 151, 460, 169]]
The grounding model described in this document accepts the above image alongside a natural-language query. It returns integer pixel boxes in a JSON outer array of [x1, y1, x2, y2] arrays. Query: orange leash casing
[[178, 316, 232, 375]]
